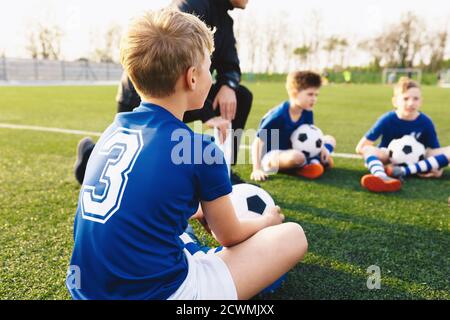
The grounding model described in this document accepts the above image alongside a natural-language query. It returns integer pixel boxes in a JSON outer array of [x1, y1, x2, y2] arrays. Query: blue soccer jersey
[[256, 101, 314, 154], [365, 111, 440, 149], [66, 102, 232, 300]]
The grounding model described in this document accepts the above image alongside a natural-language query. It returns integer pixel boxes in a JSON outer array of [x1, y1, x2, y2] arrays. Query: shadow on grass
[[258, 263, 419, 300], [231, 164, 449, 298], [274, 201, 450, 297], [266, 166, 450, 203]]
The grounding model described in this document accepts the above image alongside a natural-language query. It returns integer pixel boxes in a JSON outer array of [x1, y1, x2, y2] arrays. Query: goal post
[[382, 68, 422, 84], [438, 69, 450, 88]]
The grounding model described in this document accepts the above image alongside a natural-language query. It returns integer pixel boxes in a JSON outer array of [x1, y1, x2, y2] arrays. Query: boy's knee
[[291, 151, 306, 166], [324, 135, 336, 148], [443, 146, 450, 159], [283, 222, 308, 257], [361, 145, 377, 156]]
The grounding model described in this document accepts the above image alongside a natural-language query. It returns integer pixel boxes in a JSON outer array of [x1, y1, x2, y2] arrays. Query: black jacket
[[117, 0, 242, 122], [175, 0, 241, 87]]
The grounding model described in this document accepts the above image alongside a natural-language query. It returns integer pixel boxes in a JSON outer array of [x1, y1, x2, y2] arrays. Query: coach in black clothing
[[75, 0, 252, 184], [117, 0, 252, 160]]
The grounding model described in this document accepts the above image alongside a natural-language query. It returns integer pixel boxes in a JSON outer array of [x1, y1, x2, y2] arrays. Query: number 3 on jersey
[[81, 128, 143, 223]]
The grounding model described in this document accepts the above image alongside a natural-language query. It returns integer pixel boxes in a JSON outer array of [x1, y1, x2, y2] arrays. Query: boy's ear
[[186, 66, 196, 91], [391, 96, 397, 108], [288, 88, 298, 99]]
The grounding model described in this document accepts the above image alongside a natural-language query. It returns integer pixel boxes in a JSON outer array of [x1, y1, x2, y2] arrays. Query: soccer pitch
[[0, 83, 449, 300]]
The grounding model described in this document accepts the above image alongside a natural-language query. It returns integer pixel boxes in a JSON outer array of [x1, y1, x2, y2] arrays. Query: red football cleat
[[361, 174, 402, 193], [296, 163, 324, 179]]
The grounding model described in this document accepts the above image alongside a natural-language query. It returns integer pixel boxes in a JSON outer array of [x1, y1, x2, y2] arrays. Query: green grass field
[[0, 83, 449, 300]]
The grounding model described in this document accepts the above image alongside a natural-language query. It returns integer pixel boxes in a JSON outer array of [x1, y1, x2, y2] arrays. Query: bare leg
[[426, 146, 450, 158], [267, 149, 306, 171], [360, 146, 401, 192], [416, 146, 450, 178], [217, 222, 308, 300], [323, 135, 336, 149], [361, 145, 390, 164], [321, 135, 336, 166]]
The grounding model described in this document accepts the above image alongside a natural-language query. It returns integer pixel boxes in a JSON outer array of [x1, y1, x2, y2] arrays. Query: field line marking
[[0, 123, 102, 137], [238, 144, 363, 159], [0, 122, 363, 159]]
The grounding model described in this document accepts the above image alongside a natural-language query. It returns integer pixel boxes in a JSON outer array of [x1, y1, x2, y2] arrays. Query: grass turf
[[0, 83, 448, 299]]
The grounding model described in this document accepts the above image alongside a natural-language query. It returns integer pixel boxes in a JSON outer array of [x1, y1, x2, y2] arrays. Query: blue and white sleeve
[[365, 114, 387, 142], [194, 136, 232, 202], [423, 120, 440, 149]]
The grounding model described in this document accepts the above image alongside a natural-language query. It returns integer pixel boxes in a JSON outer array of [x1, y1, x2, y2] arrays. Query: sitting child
[[251, 71, 336, 181], [66, 9, 308, 300], [356, 77, 450, 192]]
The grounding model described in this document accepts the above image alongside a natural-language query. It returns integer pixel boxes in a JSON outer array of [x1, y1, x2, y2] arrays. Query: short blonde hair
[[286, 71, 322, 93], [120, 9, 214, 98], [393, 77, 420, 97]]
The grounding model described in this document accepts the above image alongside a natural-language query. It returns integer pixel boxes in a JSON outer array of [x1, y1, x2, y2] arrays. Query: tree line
[[23, 11, 449, 73]]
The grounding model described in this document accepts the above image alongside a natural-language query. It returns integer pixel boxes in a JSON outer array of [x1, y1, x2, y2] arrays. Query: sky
[[2, 0, 449, 65]]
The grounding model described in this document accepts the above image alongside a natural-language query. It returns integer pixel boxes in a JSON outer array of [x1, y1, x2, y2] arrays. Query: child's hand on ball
[[418, 169, 443, 178], [251, 169, 268, 181], [265, 205, 285, 227], [320, 147, 331, 165]]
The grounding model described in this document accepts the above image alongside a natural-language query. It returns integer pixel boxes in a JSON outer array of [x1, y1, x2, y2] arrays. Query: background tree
[[264, 17, 284, 73], [323, 36, 339, 68], [337, 38, 349, 67], [293, 45, 311, 69], [92, 24, 123, 63], [425, 30, 448, 72], [360, 12, 425, 68], [26, 22, 63, 60]]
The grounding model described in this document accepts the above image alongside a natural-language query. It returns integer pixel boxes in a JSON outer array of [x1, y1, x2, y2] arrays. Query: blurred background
[[1, 1, 449, 300], [1, 0, 449, 84]]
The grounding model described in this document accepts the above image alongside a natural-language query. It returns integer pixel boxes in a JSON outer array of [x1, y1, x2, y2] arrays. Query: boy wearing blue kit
[[356, 77, 450, 192], [66, 9, 307, 300], [251, 71, 336, 181]]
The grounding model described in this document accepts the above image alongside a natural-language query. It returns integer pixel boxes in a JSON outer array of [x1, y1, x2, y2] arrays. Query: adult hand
[[212, 85, 237, 121], [205, 116, 231, 144]]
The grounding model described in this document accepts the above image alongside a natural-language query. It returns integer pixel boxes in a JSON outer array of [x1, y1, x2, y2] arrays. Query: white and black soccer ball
[[387, 135, 426, 166], [229, 183, 275, 220], [290, 124, 324, 159], [229, 183, 286, 294]]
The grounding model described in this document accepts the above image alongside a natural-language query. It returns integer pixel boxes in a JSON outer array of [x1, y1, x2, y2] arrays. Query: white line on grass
[[0, 123, 102, 137], [0, 122, 363, 159], [0, 81, 119, 87]]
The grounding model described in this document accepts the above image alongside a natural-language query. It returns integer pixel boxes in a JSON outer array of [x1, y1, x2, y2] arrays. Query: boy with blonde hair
[[356, 77, 450, 192], [66, 9, 307, 300], [251, 71, 336, 181]]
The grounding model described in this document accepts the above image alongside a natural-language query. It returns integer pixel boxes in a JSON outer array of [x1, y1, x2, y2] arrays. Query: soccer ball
[[229, 183, 275, 220], [387, 135, 426, 166], [290, 124, 324, 159], [229, 183, 286, 294]]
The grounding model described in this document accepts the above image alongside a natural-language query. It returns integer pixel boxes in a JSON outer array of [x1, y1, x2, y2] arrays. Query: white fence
[[0, 57, 123, 83]]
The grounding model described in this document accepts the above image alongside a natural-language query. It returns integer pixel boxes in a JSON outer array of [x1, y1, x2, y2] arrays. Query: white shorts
[[261, 150, 282, 173], [168, 233, 237, 300]]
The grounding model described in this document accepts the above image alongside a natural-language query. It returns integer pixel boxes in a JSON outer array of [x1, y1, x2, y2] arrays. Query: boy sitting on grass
[[251, 71, 336, 182], [66, 9, 308, 300], [356, 77, 450, 193]]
